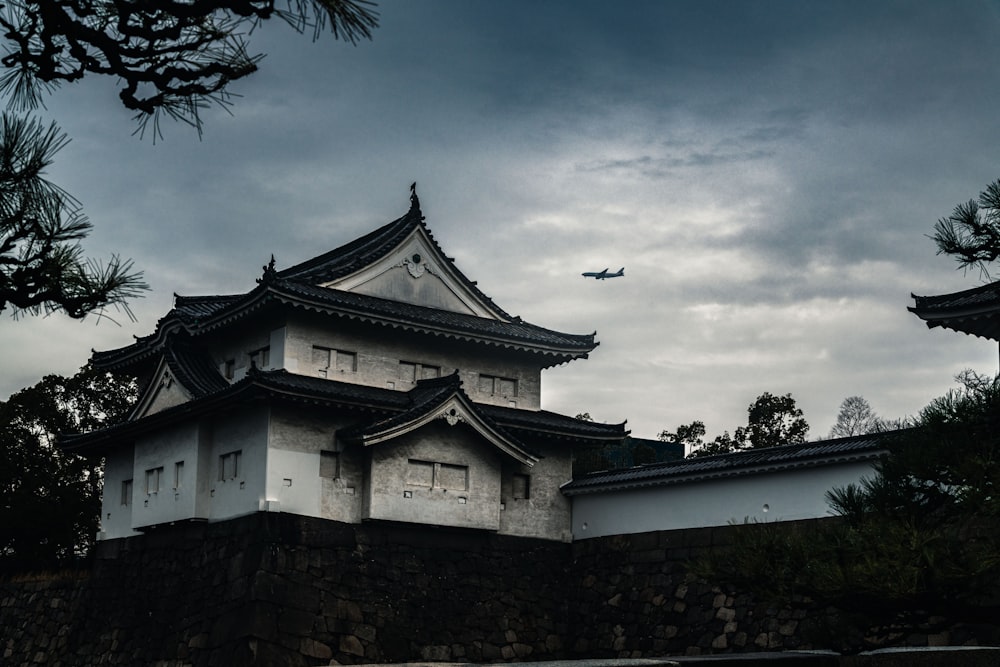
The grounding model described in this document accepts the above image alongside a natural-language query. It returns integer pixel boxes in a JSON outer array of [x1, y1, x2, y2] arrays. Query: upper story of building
[[92, 185, 599, 420]]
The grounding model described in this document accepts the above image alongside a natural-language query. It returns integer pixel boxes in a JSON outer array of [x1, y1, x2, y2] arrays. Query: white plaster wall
[[131, 421, 201, 530], [99, 446, 140, 539], [282, 316, 543, 409], [142, 374, 192, 416], [498, 443, 574, 542], [204, 325, 283, 381], [265, 407, 362, 520], [352, 263, 475, 315], [207, 407, 269, 520], [570, 461, 876, 540], [319, 445, 365, 523], [366, 421, 502, 530]]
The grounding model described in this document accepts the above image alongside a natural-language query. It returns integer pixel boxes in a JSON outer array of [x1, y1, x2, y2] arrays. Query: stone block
[[277, 608, 316, 638], [339, 634, 365, 657], [299, 638, 332, 660]]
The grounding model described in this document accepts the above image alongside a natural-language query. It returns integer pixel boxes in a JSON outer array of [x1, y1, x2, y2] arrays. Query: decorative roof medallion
[[441, 407, 463, 426], [403, 252, 428, 278]]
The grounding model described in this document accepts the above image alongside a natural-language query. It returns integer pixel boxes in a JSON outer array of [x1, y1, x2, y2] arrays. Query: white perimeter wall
[[571, 461, 875, 540]]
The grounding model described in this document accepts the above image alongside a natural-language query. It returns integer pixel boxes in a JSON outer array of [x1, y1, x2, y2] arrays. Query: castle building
[[62, 188, 626, 542], [910, 280, 1000, 349]]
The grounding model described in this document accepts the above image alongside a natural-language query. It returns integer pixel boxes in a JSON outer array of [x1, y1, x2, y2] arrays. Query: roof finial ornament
[[257, 255, 277, 285], [409, 181, 421, 213]]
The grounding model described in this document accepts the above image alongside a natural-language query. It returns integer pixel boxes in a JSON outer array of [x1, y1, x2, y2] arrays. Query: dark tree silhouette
[[694, 371, 1000, 652], [1, 364, 136, 571], [0, 114, 147, 318], [685, 392, 808, 458], [932, 178, 1000, 279], [0, 0, 379, 136], [828, 395, 882, 438], [659, 420, 706, 457]]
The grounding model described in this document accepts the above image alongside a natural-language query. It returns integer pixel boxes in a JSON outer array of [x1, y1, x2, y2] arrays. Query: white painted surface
[[131, 421, 201, 530], [99, 447, 140, 539], [570, 461, 875, 539]]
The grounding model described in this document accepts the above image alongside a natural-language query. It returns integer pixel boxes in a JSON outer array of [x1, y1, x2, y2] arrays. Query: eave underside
[[61, 371, 625, 456]]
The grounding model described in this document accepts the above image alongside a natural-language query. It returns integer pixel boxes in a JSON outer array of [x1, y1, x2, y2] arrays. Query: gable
[[320, 227, 504, 319], [130, 359, 195, 420]]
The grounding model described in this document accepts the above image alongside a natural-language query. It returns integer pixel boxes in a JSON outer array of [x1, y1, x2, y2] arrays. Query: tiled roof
[[162, 339, 229, 398], [480, 404, 627, 442], [338, 373, 540, 464], [276, 196, 513, 320], [62, 365, 622, 455], [92, 196, 597, 371], [561, 432, 891, 495], [909, 281, 1000, 341], [93, 278, 596, 371]]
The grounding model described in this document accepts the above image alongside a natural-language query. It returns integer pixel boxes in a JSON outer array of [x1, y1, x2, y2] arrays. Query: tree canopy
[[0, 0, 379, 320], [828, 395, 883, 438], [693, 371, 1000, 652], [0, 0, 379, 136], [1, 364, 136, 571], [678, 391, 809, 458]]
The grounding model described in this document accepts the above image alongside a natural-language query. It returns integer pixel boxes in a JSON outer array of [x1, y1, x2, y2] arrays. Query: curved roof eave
[[277, 192, 516, 322], [176, 282, 597, 360], [347, 393, 540, 467]]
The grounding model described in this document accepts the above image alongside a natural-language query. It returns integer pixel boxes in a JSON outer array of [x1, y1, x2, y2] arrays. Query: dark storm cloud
[[5, 0, 1000, 439]]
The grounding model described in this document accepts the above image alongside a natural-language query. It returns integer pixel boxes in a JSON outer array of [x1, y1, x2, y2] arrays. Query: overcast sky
[[4, 1, 1000, 443]]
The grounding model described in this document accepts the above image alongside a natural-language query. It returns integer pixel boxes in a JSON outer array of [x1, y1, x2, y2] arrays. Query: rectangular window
[[313, 346, 356, 377], [336, 350, 357, 372], [145, 467, 163, 495], [479, 374, 518, 398], [406, 459, 435, 488], [400, 361, 441, 383], [320, 451, 340, 479], [121, 479, 133, 506], [406, 459, 468, 491], [224, 359, 235, 380], [249, 346, 270, 369], [312, 346, 331, 377], [512, 474, 531, 500], [219, 450, 242, 482], [438, 463, 469, 491], [173, 461, 184, 490]]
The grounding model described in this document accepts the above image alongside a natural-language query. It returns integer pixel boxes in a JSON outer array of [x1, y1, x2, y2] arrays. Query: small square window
[[145, 467, 163, 495], [512, 474, 530, 500], [479, 374, 518, 398], [320, 451, 340, 479], [249, 346, 270, 369], [313, 347, 356, 377], [312, 346, 331, 377], [336, 350, 357, 372], [219, 450, 242, 481]]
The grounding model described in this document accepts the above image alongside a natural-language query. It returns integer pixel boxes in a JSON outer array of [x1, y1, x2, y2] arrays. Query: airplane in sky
[[582, 267, 625, 280]]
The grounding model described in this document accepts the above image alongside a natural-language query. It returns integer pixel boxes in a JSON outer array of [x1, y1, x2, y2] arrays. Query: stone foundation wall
[[1, 513, 994, 666]]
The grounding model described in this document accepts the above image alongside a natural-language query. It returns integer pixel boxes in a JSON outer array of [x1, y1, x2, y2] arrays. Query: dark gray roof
[[910, 280, 1000, 341], [561, 432, 891, 495], [92, 196, 596, 372], [62, 364, 625, 456], [162, 338, 229, 398]]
